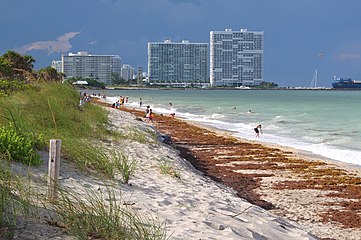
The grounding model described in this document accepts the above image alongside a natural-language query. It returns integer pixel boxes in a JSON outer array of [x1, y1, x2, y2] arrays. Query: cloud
[[14, 32, 81, 55], [88, 40, 98, 45], [169, 0, 201, 5], [333, 53, 360, 61]]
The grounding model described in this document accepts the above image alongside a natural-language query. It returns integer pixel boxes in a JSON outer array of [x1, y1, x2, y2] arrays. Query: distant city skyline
[[1, 0, 361, 87]]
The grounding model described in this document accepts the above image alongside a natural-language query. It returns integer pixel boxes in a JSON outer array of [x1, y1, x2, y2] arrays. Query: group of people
[[80, 92, 92, 102], [117, 96, 263, 137], [144, 105, 154, 122], [111, 96, 129, 109], [78, 92, 92, 110]]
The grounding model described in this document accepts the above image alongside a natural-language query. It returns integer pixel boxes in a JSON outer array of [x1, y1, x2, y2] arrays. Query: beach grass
[[0, 154, 37, 239], [0, 157, 166, 240], [0, 155, 17, 239], [112, 151, 138, 184], [0, 83, 117, 176], [158, 157, 181, 179], [126, 127, 156, 144], [0, 83, 169, 238], [49, 186, 167, 240]]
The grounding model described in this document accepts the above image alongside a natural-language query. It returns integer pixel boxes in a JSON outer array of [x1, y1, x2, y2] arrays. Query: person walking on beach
[[254, 124, 262, 137]]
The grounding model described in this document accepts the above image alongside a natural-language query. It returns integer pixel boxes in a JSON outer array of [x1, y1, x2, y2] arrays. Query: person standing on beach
[[121, 96, 125, 107], [145, 105, 150, 117], [146, 109, 154, 123], [139, 98, 143, 108], [79, 97, 85, 111], [254, 124, 262, 137]]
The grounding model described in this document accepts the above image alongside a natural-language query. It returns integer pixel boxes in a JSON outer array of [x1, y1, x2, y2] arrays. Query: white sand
[[11, 107, 320, 239], [90, 108, 320, 239]]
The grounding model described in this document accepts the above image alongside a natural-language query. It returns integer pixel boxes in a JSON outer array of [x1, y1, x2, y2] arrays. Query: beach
[[98, 100, 360, 239], [12, 100, 361, 239]]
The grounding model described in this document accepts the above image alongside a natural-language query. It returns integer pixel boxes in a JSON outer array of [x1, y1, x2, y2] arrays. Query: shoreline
[[90, 90, 361, 167], [94, 98, 361, 239], [102, 86, 361, 91], [168, 114, 361, 176]]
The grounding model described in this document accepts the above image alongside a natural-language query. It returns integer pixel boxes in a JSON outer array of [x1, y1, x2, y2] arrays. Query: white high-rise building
[[62, 52, 122, 85], [51, 60, 62, 73], [210, 29, 264, 86], [148, 40, 208, 84], [121, 64, 135, 81]]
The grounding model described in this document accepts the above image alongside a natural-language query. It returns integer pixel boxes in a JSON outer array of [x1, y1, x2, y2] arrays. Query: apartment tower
[[120, 64, 135, 81], [210, 29, 264, 86], [62, 52, 122, 85], [148, 40, 208, 84]]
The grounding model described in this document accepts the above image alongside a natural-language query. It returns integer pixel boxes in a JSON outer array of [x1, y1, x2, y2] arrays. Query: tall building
[[120, 64, 135, 81], [61, 52, 122, 85], [51, 60, 62, 73], [210, 29, 264, 86], [148, 40, 208, 84]]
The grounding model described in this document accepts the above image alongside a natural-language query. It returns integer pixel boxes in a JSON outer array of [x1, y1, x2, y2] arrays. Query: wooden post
[[48, 139, 61, 201]]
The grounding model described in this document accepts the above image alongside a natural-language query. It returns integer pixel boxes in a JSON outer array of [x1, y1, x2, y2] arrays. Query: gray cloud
[[14, 32, 81, 55]]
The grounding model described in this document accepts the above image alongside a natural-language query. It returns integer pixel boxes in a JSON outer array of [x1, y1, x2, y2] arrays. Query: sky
[[1, 0, 361, 87]]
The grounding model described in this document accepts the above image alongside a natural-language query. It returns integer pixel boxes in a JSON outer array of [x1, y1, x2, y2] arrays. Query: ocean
[[88, 89, 361, 167]]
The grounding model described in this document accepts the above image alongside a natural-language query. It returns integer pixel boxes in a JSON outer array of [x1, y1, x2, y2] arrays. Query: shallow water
[[88, 89, 361, 166]]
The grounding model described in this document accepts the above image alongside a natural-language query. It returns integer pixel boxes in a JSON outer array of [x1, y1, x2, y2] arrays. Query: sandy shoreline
[[11, 99, 361, 239], [101, 106, 319, 239], [96, 100, 361, 240]]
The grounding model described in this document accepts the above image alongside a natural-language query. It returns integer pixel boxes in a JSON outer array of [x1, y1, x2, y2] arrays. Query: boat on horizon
[[235, 85, 251, 89], [332, 76, 361, 89]]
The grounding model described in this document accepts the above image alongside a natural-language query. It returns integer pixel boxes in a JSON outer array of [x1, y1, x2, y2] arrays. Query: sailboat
[[310, 69, 317, 89]]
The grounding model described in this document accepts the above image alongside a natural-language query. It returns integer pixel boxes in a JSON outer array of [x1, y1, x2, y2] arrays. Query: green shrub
[[0, 124, 43, 166], [0, 79, 37, 96]]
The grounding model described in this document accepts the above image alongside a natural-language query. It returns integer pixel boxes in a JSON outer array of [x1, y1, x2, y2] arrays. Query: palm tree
[[2, 51, 34, 71], [1, 51, 36, 82]]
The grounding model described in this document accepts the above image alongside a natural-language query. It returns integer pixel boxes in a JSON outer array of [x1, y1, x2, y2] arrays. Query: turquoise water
[[90, 89, 361, 166]]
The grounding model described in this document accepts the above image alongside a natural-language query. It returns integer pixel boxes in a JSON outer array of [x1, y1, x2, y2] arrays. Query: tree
[[0, 58, 12, 78], [1, 50, 35, 72], [256, 81, 279, 89], [86, 79, 106, 89], [0, 51, 36, 82], [64, 77, 106, 89], [111, 73, 127, 85], [37, 66, 63, 82]]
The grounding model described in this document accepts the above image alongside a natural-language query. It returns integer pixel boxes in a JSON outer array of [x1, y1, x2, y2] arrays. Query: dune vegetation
[[0, 51, 167, 239]]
